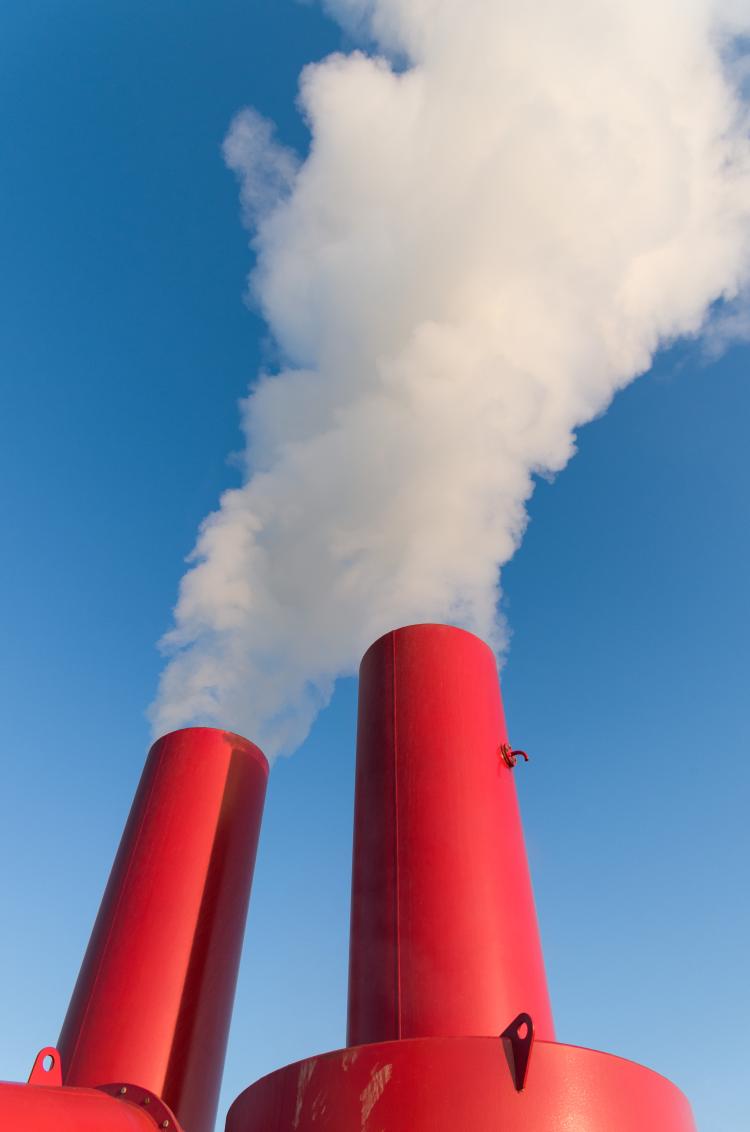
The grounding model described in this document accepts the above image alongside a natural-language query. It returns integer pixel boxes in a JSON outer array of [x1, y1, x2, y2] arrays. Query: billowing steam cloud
[[151, 0, 750, 756]]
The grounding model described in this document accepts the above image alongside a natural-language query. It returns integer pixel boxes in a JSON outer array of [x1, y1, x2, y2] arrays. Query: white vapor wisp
[[151, 0, 750, 757]]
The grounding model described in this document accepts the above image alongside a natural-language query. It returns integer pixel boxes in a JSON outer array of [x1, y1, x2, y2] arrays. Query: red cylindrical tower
[[348, 624, 553, 1045], [57, 726, 268, 1132], [227, 624, 696, 1132]]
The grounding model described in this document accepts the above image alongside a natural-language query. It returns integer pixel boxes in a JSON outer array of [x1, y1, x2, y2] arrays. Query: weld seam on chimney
[[392, 629, 403, 1040]]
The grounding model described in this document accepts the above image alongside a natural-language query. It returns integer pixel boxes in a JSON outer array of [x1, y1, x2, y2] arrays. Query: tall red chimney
[[227, 625, 697, 1132], [348, 624, 553, 1044]]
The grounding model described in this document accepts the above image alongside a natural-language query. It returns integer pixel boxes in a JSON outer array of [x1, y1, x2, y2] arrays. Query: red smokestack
[[0, 726, 268, 1132], [348, 624, 553, 1044], [58, 727, 268, 1132], [227, 625, 697, 1132]]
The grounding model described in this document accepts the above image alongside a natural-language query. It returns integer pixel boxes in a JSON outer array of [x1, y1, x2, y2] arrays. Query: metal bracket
[[97, 1083, 183, 1130], [27, 1047, 62, 1087], [500, 1012, 534, 1091]]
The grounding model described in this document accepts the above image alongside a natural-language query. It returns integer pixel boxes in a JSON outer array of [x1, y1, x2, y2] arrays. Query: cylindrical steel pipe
[[347, 624, 554, 1045], [58, 727, 268, 1132]]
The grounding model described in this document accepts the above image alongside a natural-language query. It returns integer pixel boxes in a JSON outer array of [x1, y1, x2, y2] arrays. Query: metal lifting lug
[[27, 1047, 62, 1088], [501, 1013, 535, 1092]]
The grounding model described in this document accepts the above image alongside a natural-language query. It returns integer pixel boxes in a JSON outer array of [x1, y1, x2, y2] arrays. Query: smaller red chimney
[[57, 727, 268, 1132]]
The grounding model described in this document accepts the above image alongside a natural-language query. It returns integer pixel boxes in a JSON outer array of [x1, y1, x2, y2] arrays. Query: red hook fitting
[[500, 743, 529, 769]]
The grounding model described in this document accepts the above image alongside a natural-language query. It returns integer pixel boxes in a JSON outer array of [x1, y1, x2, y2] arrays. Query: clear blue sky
[[1, 3, 748, 1130]]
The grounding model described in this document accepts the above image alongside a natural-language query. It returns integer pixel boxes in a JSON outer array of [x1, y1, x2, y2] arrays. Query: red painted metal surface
[[57, 726, 268, 1132], [227, 623, 696, 1132], [1, 624, 697, 1132], [27, 1048, 62, 1088], [226, 1035, 697, 1132], [348, 624, 554, 1045], [0, 1082, 160, 1131]]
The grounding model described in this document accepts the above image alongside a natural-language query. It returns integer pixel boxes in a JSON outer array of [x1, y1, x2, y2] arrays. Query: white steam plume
[[151, 0, 750, 756]]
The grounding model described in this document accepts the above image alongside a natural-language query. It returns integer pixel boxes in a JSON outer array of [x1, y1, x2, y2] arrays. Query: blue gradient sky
[[1, 3, 748, 1130]]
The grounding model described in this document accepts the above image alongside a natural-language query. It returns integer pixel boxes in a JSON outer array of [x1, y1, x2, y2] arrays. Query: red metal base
[[226, 1036, 696, 1132], [0, 1081, 181, 1132], [0, 1046, 185, 1132]]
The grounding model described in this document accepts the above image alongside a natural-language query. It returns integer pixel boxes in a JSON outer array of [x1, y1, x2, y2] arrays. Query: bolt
[[143, 1096, 151, 1105], [161, 1122, 170, 1128], [499, 743, 516, 768], [119, 1087, 127, 1095]]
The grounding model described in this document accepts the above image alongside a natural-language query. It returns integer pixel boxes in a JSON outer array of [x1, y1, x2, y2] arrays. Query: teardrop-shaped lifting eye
[[27, 1047, 62, 1087], [500, 1012, 534, 1091]]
